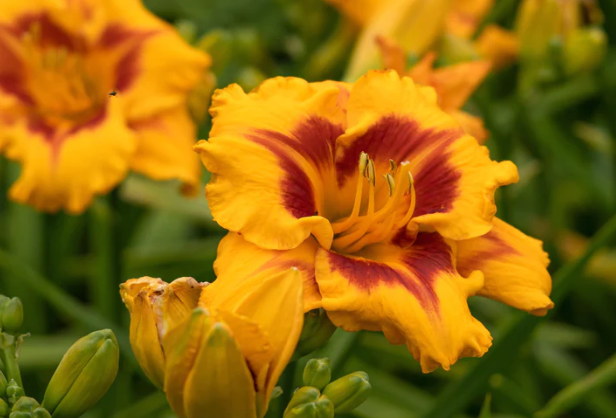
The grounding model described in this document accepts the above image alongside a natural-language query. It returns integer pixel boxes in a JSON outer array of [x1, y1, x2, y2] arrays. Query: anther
[[389, 159, 397, 172], [407, 172, 414, 194], [359, 152, 369, 174], [385, 173, 395, 196], [366, 160, 376, 185]]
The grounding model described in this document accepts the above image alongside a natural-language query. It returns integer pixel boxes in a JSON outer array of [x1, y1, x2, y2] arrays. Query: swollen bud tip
[[322, 371, 371, 414], [9, 397, 51, 418], [6, 380, 24, 405], [43, 329, 119, 418], [302, 358, 331, 391], [1, 298, 23, 334], [284, 387, 333, 418]]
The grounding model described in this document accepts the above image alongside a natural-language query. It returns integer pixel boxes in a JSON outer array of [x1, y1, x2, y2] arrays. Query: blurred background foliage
[[1, 0, 616, 417]]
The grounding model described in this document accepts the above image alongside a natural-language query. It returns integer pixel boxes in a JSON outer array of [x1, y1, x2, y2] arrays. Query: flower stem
[[0, 335, 23, 388]]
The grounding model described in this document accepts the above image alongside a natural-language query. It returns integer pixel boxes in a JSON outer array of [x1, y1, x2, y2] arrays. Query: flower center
[[21, 22, 105, 126], [331, 152, 416, 254]]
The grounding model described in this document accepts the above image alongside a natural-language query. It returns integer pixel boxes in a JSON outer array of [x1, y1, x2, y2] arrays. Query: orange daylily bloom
[[121, 269, 304, 418], [0, 0, 211, 213], [195, 71, 554, 372], [377, 38, 491, 143]]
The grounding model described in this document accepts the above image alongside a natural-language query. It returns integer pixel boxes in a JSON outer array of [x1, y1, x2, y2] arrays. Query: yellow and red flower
[[0, 0, 210, 213], [195, 70, 553, 372]]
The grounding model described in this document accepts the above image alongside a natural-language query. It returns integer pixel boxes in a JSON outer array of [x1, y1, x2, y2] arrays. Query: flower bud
[[6, 380, 24, 404], [295, 310, 336, 358], [0, 295, 10, 316], [120, 277, 206, 388], [302, 359, 331, 391], [0, 399, 8, 417], [42, 329, 119, 418], [0, 370, 7, 396], [322, 371, 371, 414], [563, 27, 607, 75], [284, 387, 334, 418], [1, 298, 23, 334], [9, 397, 51, 418]]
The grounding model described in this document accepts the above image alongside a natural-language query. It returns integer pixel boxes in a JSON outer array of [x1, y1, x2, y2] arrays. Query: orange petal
[[475, 25, 519, 69], [457, 217, 554, 316], [450, 110, 490, 144], [194, 78, 347, 250], [429, 60, 491, 111], [315, 232, 491, 372], [208, 232, 321, 312]]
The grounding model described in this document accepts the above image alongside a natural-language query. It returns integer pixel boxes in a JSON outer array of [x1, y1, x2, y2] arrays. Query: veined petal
[[184, 323, 257, 418], [336, 70, 518, 241], [475, 25, 520, 69], [129, 105, 201, 196], [202, 267, 304, 416], [195, 78, 347, 250], [457, 217, 554, 316], [4, 98, 137, 213], [315, 232, 491, 373], [210, 232, 321, 311]]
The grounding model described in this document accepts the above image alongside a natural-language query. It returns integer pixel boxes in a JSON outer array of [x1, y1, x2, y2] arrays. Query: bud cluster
[[283, 358, 371, 418], [0, 293, 119, 418]]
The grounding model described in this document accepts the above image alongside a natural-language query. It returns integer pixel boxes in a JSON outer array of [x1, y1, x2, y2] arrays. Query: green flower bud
[[6, 380, 24, 404], [0, 370, 7, 396], [322, 371, 371, 414], [302, 358, 331, 391], [1, 298, 23, 334], [0, 295, 10, 316], [43, 329, 119, 418], [563, 27, 607, 75], [9, 397, 51, 418], [283, 388, 333, 418], [295, 310, 337, 358], [0, 399, 8, 417]]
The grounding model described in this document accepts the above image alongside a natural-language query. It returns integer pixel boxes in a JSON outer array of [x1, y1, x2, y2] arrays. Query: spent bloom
[[195, 70, 553, 372], [121, 268, 304, 418], [0, 0, 210, 213]]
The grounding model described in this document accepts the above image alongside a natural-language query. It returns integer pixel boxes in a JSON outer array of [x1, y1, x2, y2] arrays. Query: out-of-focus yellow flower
[[0, 0, 211, 213], [377, 38, 491, 143], [120, 277, 206, 389], [195, 71, 553, 372], [164, 267, 304, 418]]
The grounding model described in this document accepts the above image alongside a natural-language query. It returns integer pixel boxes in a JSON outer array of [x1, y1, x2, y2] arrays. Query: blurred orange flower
[[0, 0, 210, 213], [195, 71, 553, 372]]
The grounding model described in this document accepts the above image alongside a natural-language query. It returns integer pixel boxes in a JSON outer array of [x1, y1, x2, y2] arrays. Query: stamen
[[332, 153, 369, 234], [384, 173, 395, 196], [389, 159, 397, 172], [395, 172, 416, 229], [332, 171, 376, 248]]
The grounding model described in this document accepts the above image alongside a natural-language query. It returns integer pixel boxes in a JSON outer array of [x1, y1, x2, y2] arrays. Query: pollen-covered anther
[[332, 156, 417, 254]]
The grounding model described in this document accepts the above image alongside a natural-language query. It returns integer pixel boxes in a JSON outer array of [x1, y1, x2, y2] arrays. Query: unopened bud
[[0, 295, 10, 315], [9, 397, 51, 418], [43, 329, 119, 418], [0, 370, 7, 396], [322, 371, 371, 414], [563, 27, 607, 75], [295, 310, 336, 358], [284, 387, 333, 418], [1, 298, 23, 334], [6, 380, 24, 404], [0, 399, 8, 417], [302, 359, 331, 391]]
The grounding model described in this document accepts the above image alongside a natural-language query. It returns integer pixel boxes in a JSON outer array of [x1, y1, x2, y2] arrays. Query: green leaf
[[479, 394, 491, 418]]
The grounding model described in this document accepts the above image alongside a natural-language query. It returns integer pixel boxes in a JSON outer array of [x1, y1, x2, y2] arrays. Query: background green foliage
[[1, 0, 616, 417]]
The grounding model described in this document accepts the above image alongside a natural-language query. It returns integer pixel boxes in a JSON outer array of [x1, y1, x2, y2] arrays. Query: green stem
[[0, 338, 23, 388], [89, 197, 118, 321]]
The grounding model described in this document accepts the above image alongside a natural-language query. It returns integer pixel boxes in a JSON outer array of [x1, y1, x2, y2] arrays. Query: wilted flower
[[195, 71, 553, 372], [0, 0, 211, 212], [120, 277, 206, 389]]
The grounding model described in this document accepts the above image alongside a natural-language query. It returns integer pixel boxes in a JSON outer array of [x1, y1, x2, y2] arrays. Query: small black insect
[[109, 91, 117, 96]]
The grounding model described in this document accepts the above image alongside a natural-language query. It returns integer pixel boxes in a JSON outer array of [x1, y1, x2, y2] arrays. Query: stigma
[[331, 152, 416, 254]]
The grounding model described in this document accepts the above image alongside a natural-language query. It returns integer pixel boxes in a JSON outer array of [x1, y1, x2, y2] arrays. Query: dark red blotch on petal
[[245, 116, 344, 219], [456, 230, 519, 277], [335, 115, 463, 216], [327, 233, 455, 312]]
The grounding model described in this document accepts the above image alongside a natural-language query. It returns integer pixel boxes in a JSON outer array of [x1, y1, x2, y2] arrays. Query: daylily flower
[[195, 70, 554, 372], [377, 38, 491, 143], [0, 0, 210, 213], [121, 268, 304, 418]]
